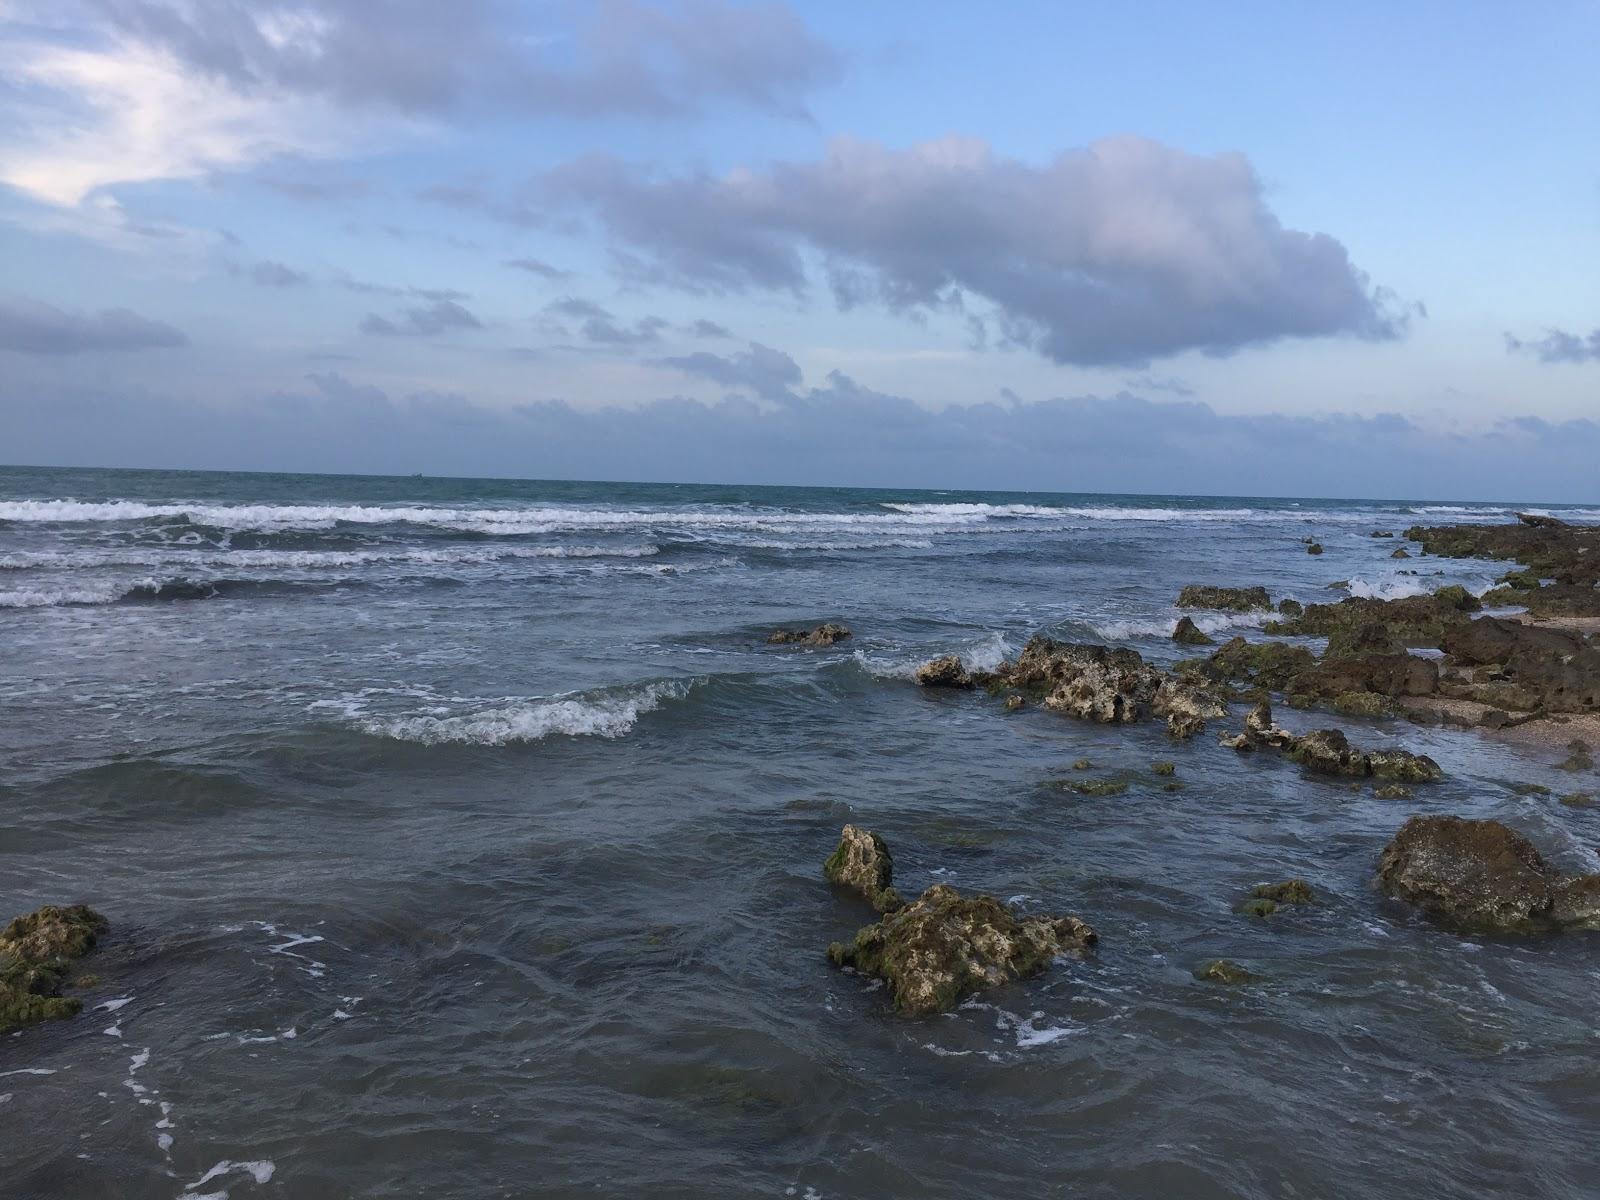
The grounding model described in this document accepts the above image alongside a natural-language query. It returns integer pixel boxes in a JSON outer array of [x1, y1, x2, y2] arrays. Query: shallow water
[[2, 466, 1598, 1199]]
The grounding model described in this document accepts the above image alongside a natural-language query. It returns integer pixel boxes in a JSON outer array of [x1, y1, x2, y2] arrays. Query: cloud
[[1505, 327, 1600, 364], [533, 135, 1412, 366], [505, 256, 572, 281], [543, 297, 667, 346], [232, 259, 310, 288], [688, 318, 732, 339], [360, 298, 482, 337], [0, 295, 188, 353], [657, 341, 801, 400], [0, 1, 840, 205]]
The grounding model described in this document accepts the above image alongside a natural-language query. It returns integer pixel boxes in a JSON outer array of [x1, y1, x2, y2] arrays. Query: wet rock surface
[[823, 825, 904, 913], [1176, 585, 1272, 612], [0, 904, 107, 1035], [1172, 616, 1215, 646], [1377, 815, 1600, 932], [768, 622, 852, 647], [914, 654, 975, 688], [827, 883, 1096, 1016]]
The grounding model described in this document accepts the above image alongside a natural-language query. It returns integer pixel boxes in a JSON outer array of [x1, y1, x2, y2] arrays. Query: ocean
[[2, 464, 1598, 1199]]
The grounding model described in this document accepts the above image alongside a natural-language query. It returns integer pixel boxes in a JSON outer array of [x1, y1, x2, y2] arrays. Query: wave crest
[[351, 680, 698, 746]]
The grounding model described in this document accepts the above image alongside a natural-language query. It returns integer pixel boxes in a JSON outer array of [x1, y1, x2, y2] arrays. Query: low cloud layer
[[0, 296, 188, 354], [8, 372, 1597, 502], [535, 135, 1412, 366], [1505, 327, 1600, 364], [360, 299, 482, 337]]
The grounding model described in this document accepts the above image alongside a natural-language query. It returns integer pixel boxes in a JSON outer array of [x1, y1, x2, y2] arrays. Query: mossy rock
[[1172, 616, 1215, 646], [1374, 784, 1413, 800], [0, 904, 107, 1036], [1306, 543, 1324, 555], [1558, 751, 1594, 772], [823, 825, 903, 913], [1072, 758, 1093, 771], [1240, 898, 1278, 918], [1278, 598, 1304, 618], [1253, 879, 1314, 905], [1333, 690, 1394, 718], [1195, 959, 1255, 984], [827, 883, 1096, 1016], [1560, 793, 1595, 808], [1061, 778, 1129, 797], [1151, 761, 1176, 777], [1497, 569, 1541, 590], [1508, 782, 1552, 797]]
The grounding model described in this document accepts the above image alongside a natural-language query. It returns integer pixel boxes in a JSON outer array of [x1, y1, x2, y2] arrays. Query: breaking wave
[[1089, 610, 1270, 641], [350, 679, 700, 746], [853, 631, 1013, 681]]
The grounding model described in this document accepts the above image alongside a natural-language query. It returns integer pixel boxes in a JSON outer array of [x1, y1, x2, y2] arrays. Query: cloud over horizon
[[528, 135, 1412, 366], [0, 296, 188, 354], [1505, 327, 1600, 364]]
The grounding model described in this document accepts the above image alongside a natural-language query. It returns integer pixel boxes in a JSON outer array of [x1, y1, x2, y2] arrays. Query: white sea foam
[[852, 632, 1014, 681], [182, 1160, 276, 1199], [880, 502, 1065, 517], [357, 679, 697, 745], [0, 544, 659, 571], [1090, 610, 1269, 641]]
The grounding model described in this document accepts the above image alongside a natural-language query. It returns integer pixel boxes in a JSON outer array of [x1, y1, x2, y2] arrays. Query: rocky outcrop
[[769, 622, 852, 647], [1407, 517, 1600, 591], [1176, 585, 1272, 612], [991, 637, 1223, 738], [1194, 959, 1254, 984], [1217, 701, 1441, 780], [827, 883, 1096, 1016], [914, 655, 974, 689], [824, 825, 903, 913], [1436, 616, 1600, 714], [0, 904, 107, 1035], [1184, 637, 1317, 694], [1172, 616, 1214, 646], [1266, 590, 1481, 647], [1376, 815, 1600, 932]]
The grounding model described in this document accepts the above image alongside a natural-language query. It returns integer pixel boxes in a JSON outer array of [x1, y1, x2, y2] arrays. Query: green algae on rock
[[823, 825, 903, 913], [768, 622, 852, 647], [1172, 616, 1215, 646], [0, 904, 107, 1035], [1240, 898, 1278, 917], [1060, 777, 1129, 797], [1176, 585, 1272, 612], [1376, 814, 1600, 933], [1253, 879, 1314, 905], [1194, 959, 1255, 984], [1152, 761, 1176, 776], [1373, 784, 1413, 800], [826, 883, 1096, 1016]]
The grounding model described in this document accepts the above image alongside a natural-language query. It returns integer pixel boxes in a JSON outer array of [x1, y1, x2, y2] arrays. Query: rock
[[1266, 590, 1480, 647], [1253, 879, 1314, 904], [1194, 959, 1254, 984], [1284, 728, 1441, 781], [1152, 761, 1176, 776], [1561, 793, 1595, 808], [1372, 531, 1395, 538], [769, 622, 851, 647], [1003, 694, 1025, 711], [826, 883, 1096, 1016], [1176, 585, 1272, 612], [1498, 569, 1541, 590], [1201, 637, 1318, 692], [1307, 542, 1324, 555], [0, 904, 107, 1035], [1154, 679, 1226, 740], [1559, 747, 1594, 771], [1072, 758, 1093, 770], [1001, 638, 1164, 722], [1373, 784, 1413, 799], [1063, 778, 1128, 797], [823, 825, 904, 913], [1391, 547, 1411, 559], [915, 655, 973, 689], [1365, 748, 1444, 782], [1245, 700, 1292, 746], [1333, 691, 1393, 718], [1278, 598, 1304, 618], [1172, 616, 1215, 646], [1376, 814, 1600, 932], [1439, 616, 1600, 713], [1240, 898, 1277, 917], [1218, 732, 1253, 751], [1516, 512, 1568, 528], [1508, 782, 1551, 796]]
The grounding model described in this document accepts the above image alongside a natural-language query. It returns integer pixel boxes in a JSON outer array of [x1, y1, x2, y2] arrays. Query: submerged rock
[[1152, 761, 1176, 776], [1307, 542, 1324, 555], [827, 883, 1096, 1016], [1061, 777, 1128, 796], [1194, 959, 1255, 984], [769, 622, 852, 647], [1376, 815, 1600, 932], [1391, 547, 1411, 559], [1373, 783, 1413, 800], [1172, 616, 1215, 646], [1253, 879, 1314, 905], [823, 825, 903, 913], [0, 904, 107, 1035], [1176, 585, 1271, 612], [914, 655, 973, 689]]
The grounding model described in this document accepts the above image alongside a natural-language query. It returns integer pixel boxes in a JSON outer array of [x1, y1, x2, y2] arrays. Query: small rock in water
[[1176, 585, 1272, 612], [1003, 694, 1025, 711], [1195, 959, 1255, 984], [1560, 792, 1594, 808], [1252, 879, 1314, 905], [1172, 616, 1215, 646], [1240, 898, 1278, 917], [768, 622, 852, 647], [1072, 758, 1093, 771], [1151, 761, 1176, 776], [823, 825, 903, 914], [1306, 542, 1324, 555], [914, 654, 974, 689], [1373, 784, 1413, 800], [1, 904, 108, 1035], [1371, 530, 1395, 538], [1376, 814, 1600, 932], [1062, 778, 1128, 797], [826, 883, 1096, 1016], [1391, 547, 1411, 559]]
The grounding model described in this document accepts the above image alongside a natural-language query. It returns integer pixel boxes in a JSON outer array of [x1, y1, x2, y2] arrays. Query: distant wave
[[349, 679, 699, 745], [879, 502, 1066, 518], [0, 544, 660, 571], [0, 576, 350, 608], [852, 631, 1013, 681]]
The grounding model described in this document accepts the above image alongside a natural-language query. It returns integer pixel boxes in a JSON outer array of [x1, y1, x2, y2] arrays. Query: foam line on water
[[353, 678, 700, 745]]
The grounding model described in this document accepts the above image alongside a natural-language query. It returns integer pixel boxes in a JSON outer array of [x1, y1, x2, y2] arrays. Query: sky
[[1, 0, 1597, 500]]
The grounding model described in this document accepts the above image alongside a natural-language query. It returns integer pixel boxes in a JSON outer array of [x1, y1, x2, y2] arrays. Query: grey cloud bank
[[86, 0, 839, 119], [0, 297, 188, 354], [1506, 327, 1600, 363], [532, 135, 1412, 366], [5, 373, 1595, 502]]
